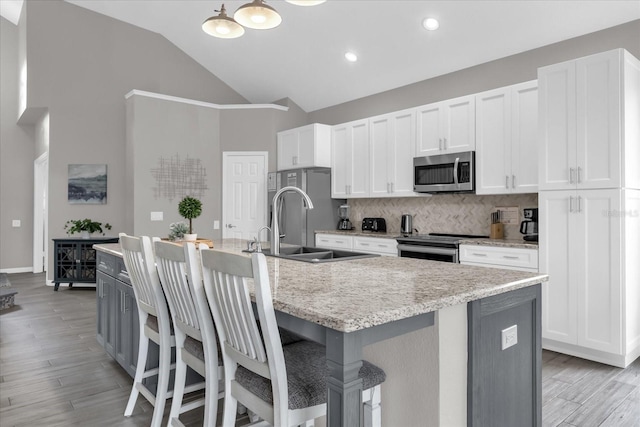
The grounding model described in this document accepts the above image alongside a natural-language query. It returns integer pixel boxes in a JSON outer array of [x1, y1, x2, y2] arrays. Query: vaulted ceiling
[[3, 1, 639, 111]]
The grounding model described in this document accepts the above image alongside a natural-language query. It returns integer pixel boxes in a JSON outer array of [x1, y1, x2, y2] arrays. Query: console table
[[52, 237, 119, 291]]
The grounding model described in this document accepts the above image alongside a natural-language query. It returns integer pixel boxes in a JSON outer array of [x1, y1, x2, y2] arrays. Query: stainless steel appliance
[[401, 214, 413, 235], [269, 168, 345, 247], [520, 208, 539, 242], [337, 204, 353, 230], [414, 151, 475, 193], [362, 217, 386, 232], [396, 233, 488, 262]]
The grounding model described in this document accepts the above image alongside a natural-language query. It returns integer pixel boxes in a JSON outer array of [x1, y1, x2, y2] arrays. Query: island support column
[[325, 328, 364, 427]]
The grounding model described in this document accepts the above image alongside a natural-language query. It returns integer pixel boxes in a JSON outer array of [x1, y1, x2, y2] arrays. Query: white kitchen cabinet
[[416, 95, 475, 156], [475, 81, 538, 195], [315, 233, 353, 251], [459, 244, 538, 272], [369, 109, 416, 198], [331, 119, 369, 198], [315, 233, 398, 257], [352, 236, 397, 257], [539, 188, 640, 367], [538, 49, 640, 191], [277, 123, 331, 171]]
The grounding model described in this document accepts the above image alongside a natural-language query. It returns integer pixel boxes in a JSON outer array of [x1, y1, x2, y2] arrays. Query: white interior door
[[222, 152, 267, 240], [33, 152, 49, 273]]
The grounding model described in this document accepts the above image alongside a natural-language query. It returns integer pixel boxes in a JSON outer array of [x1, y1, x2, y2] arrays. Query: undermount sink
[[247, 245, 380, 263]]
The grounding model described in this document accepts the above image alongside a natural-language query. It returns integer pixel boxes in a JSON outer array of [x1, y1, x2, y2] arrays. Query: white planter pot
[[183, 233, 198, 242], [81, 231, 91, 239]]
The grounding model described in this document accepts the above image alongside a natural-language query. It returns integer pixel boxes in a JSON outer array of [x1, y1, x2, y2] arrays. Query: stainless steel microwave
[[413, 151, 475, 193]]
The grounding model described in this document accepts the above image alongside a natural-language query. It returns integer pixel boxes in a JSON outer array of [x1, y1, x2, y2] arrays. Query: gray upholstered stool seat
[[236, 340, 386, 410]]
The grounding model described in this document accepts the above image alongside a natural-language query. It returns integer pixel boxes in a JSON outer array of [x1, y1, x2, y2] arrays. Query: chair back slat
[[154, 241, 201, 338], [119, 233, 162, 317]]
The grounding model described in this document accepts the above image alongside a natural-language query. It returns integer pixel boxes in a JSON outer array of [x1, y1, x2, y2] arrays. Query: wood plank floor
[[1, 273, 639, 426]]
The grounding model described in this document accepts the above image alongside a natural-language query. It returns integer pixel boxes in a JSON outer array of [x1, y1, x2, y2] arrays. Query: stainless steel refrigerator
[[269, 168, 345, 247]]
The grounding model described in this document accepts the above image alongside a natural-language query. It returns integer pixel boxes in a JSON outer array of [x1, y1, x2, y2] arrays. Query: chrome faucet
[[270, 186, 314, 255], [251, 226, 271, 253]]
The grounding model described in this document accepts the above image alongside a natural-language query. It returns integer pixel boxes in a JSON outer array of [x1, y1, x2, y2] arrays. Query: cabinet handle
[[472, 253, 488, 257], [387, 183, 390, 193], [503, 255, 519, 260], [391, 182, 394, 193], [361, 243, 370, 246], [577, 196, 582, 213], [439, 138, 443, 150], [577, 167, 582, 184], [569, 196, 575, 213], [569, 168, 575, 184], [443, 137, 447, 149], [377, 244, 387, 248], [505, 176, 509, 189], [512, 175, 516, 189]]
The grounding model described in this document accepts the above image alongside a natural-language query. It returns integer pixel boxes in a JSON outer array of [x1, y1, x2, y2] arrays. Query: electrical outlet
[[213, 220, 220, 230], [150, 212, 163, 221], [12, 220, 21, 227], [501, 325, 518, 350]]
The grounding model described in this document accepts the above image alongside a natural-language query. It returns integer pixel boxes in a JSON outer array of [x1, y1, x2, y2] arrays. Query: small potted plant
[[178, 196, 202, 241], [64, 218, 112, 239], [168, 222, 189, 241]]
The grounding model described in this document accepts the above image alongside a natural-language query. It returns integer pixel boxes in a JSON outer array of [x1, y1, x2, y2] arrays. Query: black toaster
[[362, 217, 387, 232]]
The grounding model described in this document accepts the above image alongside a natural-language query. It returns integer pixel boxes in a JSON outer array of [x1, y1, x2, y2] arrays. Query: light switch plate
[[150, 212, 163, 221], [501, 325, 518, 350], [214, 220, 220, 230]]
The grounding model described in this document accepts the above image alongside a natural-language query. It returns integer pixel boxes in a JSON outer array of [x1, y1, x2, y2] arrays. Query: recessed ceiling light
[[422, 17, 439, 31], [345, 52, 358, 62]]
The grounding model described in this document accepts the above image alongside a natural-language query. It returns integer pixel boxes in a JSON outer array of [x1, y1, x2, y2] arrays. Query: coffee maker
[[337, 204, 353, 230], [520, 208, 538, 242]]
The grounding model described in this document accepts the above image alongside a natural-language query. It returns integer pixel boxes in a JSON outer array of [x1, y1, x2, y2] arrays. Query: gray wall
[[126, 95, 221, 239], [0, 17, 35, 271], [309, 19, 640, 125]]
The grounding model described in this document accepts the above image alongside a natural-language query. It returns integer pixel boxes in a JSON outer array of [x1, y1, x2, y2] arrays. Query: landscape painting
[[68, 164, 107, 204]]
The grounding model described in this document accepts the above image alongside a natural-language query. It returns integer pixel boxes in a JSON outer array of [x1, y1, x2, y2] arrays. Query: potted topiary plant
[[64, 218, 112, 239], [178, 196, 202, 241]]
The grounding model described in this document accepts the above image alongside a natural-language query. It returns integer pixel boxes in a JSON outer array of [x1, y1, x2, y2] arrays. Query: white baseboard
[[542, 339, 638, 368], [0, 267, 33, 274]]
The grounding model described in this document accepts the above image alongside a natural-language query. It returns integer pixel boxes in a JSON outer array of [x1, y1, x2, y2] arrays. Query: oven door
[[397, 243, 459, 263]]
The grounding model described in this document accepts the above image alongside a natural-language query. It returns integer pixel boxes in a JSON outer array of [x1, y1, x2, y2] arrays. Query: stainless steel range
[[396, 233, 489, 263]]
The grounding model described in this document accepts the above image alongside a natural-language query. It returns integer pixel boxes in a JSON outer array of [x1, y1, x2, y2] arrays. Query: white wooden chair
[[153, 240, 224, 427], [199, 249, 386, 427], [119, 233, 174, 427]]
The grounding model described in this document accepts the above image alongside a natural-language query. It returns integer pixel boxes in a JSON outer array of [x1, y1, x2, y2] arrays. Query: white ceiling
[[4, 1, 640, 112]]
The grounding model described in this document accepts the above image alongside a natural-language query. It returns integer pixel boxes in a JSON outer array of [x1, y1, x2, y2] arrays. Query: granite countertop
[[459, 238, 539, 250], [315, 230, 400, 239], [95, 239, 548, 333]]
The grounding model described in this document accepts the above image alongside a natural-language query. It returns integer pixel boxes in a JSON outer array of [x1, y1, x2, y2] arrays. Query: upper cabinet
[[331, 119, 370, 198], [369, 109, 416, 198], [416, 95, 476, 156], [538, 49, 640, 191], [476, 80, 538, 195], [277, 123, 331, 171]]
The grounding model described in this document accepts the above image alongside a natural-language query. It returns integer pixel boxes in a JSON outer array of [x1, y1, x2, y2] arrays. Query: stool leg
[[168, 348, 187, 424], [125, 332, 149, 416], [150, 333, 172, 427]]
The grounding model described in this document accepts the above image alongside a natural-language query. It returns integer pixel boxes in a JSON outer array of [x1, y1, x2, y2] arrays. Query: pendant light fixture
[[202, 4, 245, 38], [234, 0, 282, 30], [285, 0, 326, 5]]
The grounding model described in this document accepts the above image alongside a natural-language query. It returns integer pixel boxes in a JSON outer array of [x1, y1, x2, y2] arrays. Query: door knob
[[226, 224, 236, 228]]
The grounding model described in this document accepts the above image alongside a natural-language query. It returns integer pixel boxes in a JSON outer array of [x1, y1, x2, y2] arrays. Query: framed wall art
[[68, 164, 107, 204]]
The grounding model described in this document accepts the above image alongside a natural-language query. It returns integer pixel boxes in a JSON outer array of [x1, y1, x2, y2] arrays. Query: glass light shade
[[202, 5, 245, 38], [422, 18, 439, 31], [285, 0, 326, 5], [234, 0, 282, 30]]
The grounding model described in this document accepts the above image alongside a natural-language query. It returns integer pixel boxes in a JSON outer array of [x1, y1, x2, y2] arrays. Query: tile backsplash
[[348, 193, 538, 239]]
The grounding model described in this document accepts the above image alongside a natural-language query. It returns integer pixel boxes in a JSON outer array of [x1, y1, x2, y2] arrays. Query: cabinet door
[[331, 125, 350, 198], [538, 61, 577, 190], [349, 120, 370, 198], [576, 189, 622, 353], [369, 115, 392, 197], [391, 110, 416, 196], [475, 88, 511, 194], [576, 51, 621, 189], [416, 103, 443, 156], [539, 191, 578, 344], [277, 129, 298, 171], [511, 81, 539, 193], [96, 272, 117, 357], [443, 95, 475, 153], [315, 233, 353, 250], [115, 282, 128, 368], [296, 125, 316, 168]]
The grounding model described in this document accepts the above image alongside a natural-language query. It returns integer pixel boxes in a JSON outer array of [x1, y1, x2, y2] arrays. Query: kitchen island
[[95, 239, 548, 427]]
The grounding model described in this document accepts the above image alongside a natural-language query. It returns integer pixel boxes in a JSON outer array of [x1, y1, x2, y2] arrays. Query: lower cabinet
[[315, 233, 398, 256], [459, 244, 538, 272], [96, 251, 155, 378]]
